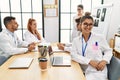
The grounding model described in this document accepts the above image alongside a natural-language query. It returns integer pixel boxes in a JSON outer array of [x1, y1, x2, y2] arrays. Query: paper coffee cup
[[38, 58, 47, 69]]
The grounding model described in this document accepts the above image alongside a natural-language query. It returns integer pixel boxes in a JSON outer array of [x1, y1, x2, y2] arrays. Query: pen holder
[[38, 45, 47, 58]]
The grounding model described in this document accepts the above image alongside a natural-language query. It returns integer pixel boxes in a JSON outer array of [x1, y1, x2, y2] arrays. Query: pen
[[95, 42, 98, 46]]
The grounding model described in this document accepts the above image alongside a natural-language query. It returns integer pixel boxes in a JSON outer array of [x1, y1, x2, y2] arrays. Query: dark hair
[[85, 12, 91, 16], [77, 4, 84, 10], [4, 16, 15, 27], [75, 17, 81, 26], [80, 15, 94, 23]]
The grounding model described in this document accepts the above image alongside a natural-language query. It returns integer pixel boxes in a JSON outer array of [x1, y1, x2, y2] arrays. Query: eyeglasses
[[83, 23, 93, 27]]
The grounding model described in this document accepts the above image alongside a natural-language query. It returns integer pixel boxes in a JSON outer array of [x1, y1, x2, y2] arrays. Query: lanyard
[[82, 33, 91, 56]]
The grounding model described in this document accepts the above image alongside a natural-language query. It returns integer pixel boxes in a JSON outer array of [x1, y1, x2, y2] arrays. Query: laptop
[[51, 56, 71, 67], [51, 46, 65, 52], [9, 57, 33, 69]]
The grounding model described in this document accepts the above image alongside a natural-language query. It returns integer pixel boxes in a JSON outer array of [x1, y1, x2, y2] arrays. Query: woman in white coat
[[57, 17, 82, 52], [71, 15, 112, 80], [24, 18, 45, 44], [72, 4, 84, 41]]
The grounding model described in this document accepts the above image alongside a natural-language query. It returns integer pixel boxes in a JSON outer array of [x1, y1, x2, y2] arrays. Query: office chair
[[0, 56, 7, 66], [107, 56, 120, 80]]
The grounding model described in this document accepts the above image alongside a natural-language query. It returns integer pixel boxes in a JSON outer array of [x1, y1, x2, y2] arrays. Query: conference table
[[0, 44, 86, 80]]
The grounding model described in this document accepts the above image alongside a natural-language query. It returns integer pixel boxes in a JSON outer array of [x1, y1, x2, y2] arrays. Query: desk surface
[[0, 51, 86, 80]]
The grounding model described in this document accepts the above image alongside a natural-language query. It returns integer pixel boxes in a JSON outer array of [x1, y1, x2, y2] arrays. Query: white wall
[[43, 0, 59, 43], [104, 0, 120, 41], [104, 0, 113, 3], [44, 17, 59, 42]]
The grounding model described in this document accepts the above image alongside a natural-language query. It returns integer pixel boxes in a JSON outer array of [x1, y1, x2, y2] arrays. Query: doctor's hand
[[96, 60, 107, 71], [89, 60, 99, 69], [28, 42, 36, 51], [57, 43, 65, 50]]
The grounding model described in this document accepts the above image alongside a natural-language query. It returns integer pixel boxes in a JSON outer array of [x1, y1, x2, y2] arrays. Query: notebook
[[9, 57, 33, 69], [51, 56, 71, 67]]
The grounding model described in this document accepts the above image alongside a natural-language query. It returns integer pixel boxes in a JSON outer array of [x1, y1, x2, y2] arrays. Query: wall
[[44, 17, 59, 42], [104, 0, 120, 41], [43, 0, 59, 43]]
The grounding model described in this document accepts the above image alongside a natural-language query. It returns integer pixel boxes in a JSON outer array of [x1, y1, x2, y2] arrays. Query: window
[[0, 0, 43, 40]]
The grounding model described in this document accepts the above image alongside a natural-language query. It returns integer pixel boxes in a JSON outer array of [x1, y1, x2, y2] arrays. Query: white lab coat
[[24, 30, 45, 44], [71, 32, 113, 80], [71, 15, 81, 41], [64, 31, 80, 52], [0, 29, 29, 57], [64, 15, 81, 52]]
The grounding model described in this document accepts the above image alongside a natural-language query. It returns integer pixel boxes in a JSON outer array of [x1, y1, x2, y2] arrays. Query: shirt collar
[[79, 32, 93, 40], [6, 29, 14, 36]]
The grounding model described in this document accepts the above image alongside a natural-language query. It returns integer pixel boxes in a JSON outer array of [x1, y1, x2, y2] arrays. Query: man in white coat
[[0, 16, 35, 58], [71, 15, 112, 80]]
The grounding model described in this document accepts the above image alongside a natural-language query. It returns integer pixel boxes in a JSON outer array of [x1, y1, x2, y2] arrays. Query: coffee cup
[[38, 57, 48, 70]]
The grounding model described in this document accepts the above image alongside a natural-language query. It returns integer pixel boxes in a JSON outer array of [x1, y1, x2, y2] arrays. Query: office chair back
[[107, 56, 120, 80], [0, 56, 7, 66]]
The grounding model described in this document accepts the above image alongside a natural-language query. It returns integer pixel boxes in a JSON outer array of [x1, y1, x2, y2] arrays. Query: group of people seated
[[0, 4, 113, 80], [0, 16, 47, 58]]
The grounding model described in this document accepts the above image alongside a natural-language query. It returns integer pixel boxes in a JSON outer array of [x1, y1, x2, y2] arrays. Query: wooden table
[[0, 51, 86, 80]]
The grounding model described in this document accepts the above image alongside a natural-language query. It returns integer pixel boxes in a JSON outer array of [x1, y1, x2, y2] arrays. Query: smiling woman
[[71, 15, 113, 80]]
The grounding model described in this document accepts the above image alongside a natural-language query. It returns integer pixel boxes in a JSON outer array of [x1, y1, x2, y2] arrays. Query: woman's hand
[[96, 60, 107, 71], [57, 43, 65, 50], [28, 42, 36, 51], [35, 29, 42, 40], [89, 60, 99, 69]]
